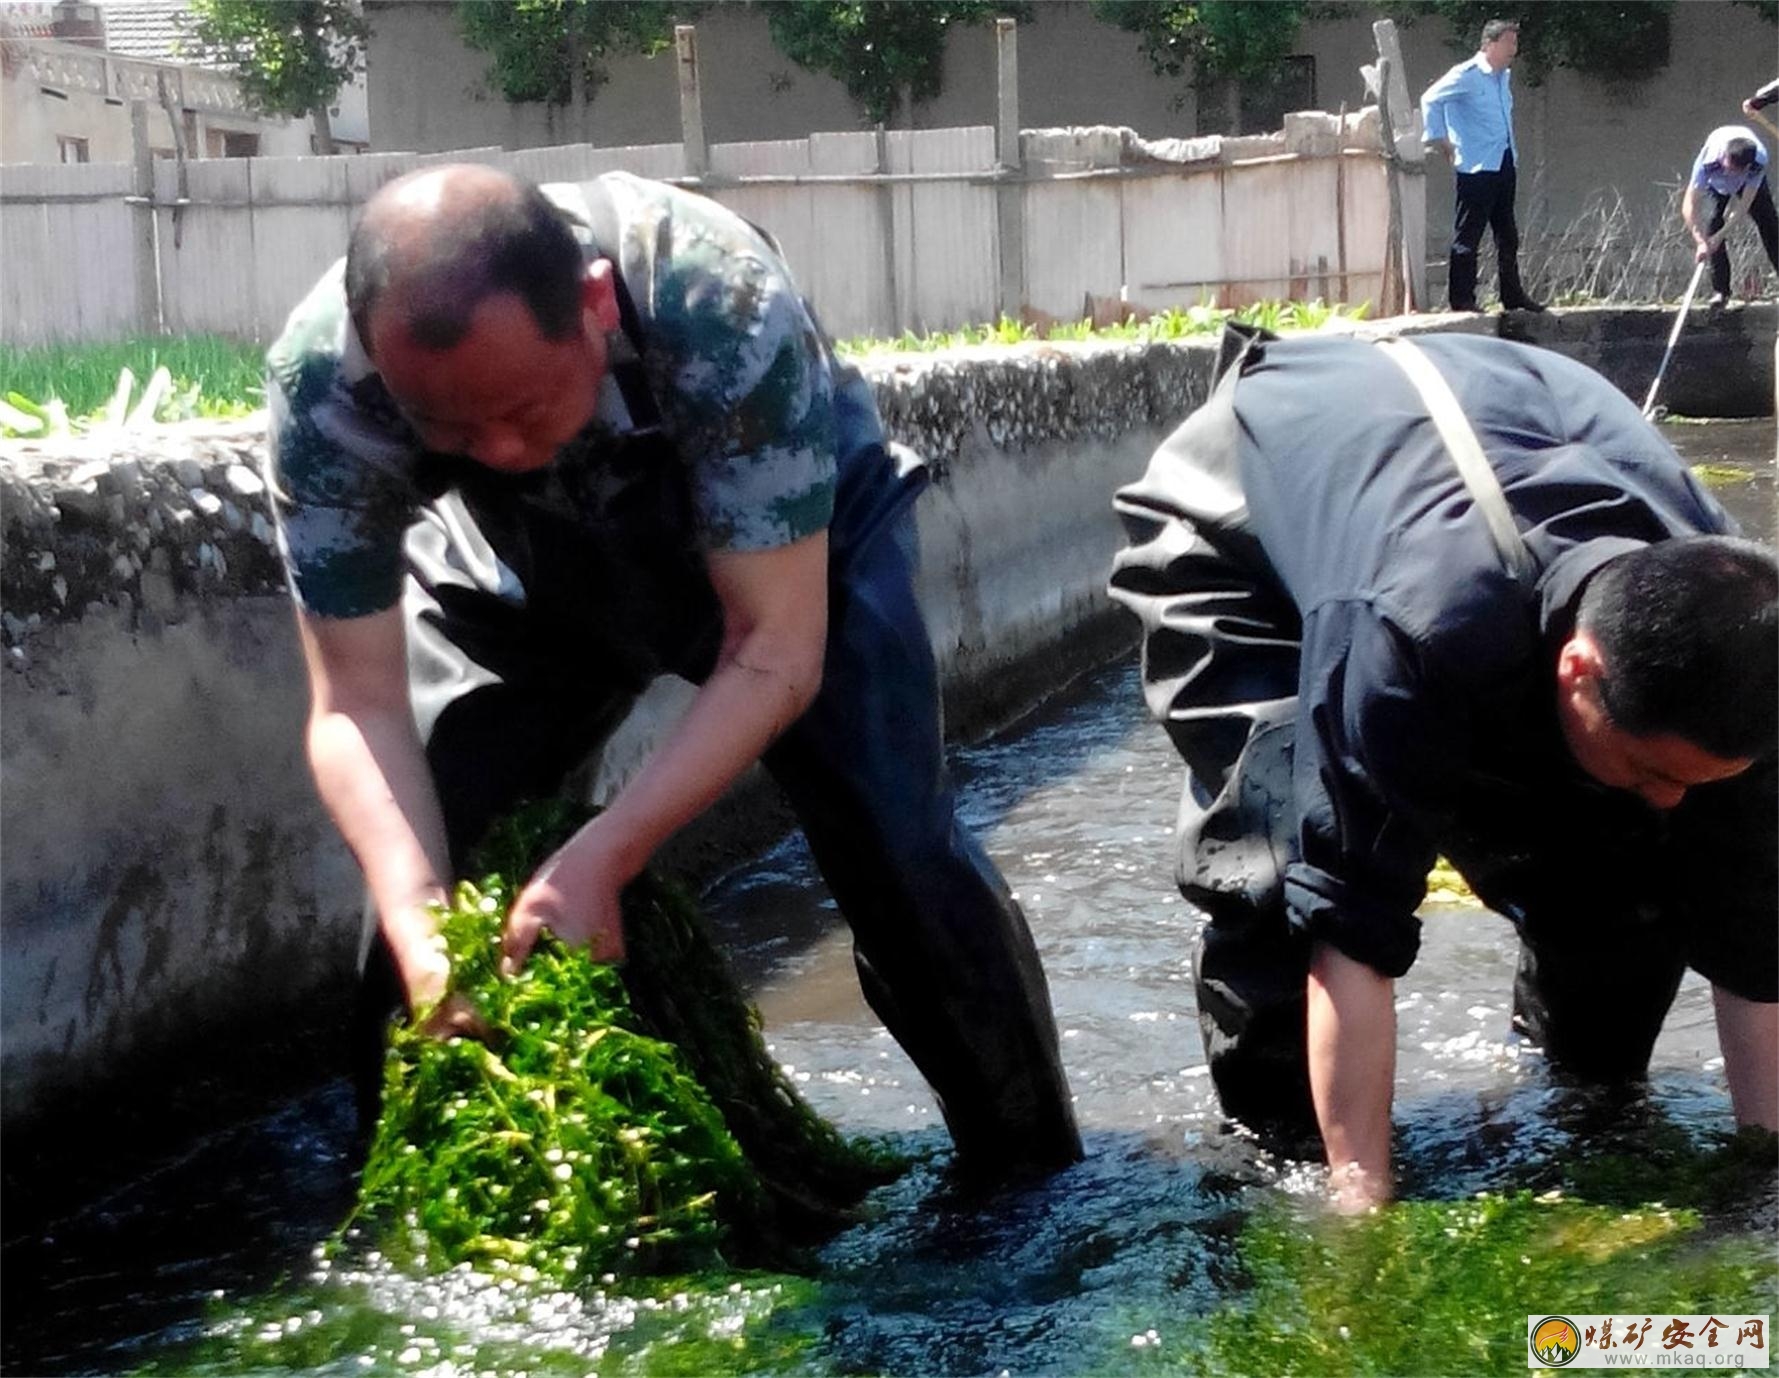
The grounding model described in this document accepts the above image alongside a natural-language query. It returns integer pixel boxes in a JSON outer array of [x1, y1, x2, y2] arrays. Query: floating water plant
[[1691, 462, 1759, 487], [351, 802, 903, 1285], [1166, 1192, 1775, 1376], [1163, 1130, 1778, 1378]]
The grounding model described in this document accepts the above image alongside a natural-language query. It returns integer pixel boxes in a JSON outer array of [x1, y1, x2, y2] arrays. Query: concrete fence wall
[[1, 304, 1772, 1134], [2, 109, 1410, 348]]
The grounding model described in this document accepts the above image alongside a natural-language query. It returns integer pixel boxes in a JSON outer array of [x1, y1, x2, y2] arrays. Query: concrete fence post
[[129, 99, 162, 334], [994, 17, 1025, 323], [675, 25, 707, 180], [875, 122, 904, 336]]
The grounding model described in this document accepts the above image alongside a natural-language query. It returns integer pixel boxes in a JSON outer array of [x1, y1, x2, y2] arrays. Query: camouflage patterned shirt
[[265, 172, 881, 618]]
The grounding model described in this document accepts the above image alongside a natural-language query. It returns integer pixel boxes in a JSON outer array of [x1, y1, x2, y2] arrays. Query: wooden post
[[994, 16, 1025, 323], [1372, 19, 1427, 311], [1373, 53, 1405, 317], [675, 25, 707, 179], [129, 99, 162, 335], [1335, 101, 1351, 303]]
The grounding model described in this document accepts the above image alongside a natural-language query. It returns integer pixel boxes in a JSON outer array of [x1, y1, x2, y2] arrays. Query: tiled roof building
[[95, 0, 202, 65]]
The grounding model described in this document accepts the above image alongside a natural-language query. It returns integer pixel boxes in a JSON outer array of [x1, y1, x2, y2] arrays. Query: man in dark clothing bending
[[1109, 328, 1777, 1211]]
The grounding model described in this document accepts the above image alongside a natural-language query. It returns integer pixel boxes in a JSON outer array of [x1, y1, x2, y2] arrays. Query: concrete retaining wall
[[1, 303, 1772, 1132]]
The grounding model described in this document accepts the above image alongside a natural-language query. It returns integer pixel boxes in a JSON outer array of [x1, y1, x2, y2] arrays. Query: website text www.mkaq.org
[[1602, 1355, 1749, 1368]]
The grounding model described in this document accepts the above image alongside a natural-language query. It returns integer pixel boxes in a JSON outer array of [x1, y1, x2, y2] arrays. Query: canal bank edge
[[1, 303, 1773, 1141]]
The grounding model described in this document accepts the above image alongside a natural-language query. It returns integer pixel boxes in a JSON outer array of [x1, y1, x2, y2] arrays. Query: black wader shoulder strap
[[1372, 335, 1537, 588], [574, 176, 663, 433]]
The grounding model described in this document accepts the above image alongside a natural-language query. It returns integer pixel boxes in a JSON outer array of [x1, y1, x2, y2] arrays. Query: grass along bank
[[0, 302, 1371, 440], [0, 335, 264, 438]]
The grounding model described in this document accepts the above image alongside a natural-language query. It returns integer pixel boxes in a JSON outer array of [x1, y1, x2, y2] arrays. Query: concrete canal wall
[[2, 303, 1772, 1132]]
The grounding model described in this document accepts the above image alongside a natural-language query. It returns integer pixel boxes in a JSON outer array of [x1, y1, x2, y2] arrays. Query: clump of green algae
[[1150, 1129, 1779, 1378], [349, 803, 904, 1285]]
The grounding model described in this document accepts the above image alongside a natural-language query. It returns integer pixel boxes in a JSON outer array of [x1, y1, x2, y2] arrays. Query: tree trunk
[[568, 28, 588, 142], [310, 100, 336, 155]]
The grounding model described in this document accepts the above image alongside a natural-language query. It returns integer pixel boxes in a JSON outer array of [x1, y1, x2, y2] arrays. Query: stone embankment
[[2, 303, 1772, 1135], [2, 421, 282, 654]]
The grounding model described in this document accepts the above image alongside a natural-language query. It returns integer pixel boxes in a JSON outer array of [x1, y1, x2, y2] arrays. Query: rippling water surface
[[4, 422, 1773, 1377]]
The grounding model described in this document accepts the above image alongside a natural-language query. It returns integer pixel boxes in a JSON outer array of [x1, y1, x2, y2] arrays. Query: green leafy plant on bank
[[0, 305, 1367, 437], [0, 336, 264, 438], [350, 801, 903, 1288], [840, 298, 1370, 354]]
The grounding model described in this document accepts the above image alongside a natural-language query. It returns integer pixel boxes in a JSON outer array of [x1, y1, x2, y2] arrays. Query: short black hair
[[345, 174, 585, 353], [1577, 536, 1779, 759], [1723, 137, 1759, 171], [1481, 18, 1519, 44]]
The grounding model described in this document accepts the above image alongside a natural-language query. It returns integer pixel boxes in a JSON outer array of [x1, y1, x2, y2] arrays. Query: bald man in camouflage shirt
[[266, 165, 1081, 1179]]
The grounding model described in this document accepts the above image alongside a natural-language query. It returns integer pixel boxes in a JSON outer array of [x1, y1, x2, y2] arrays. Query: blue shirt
[[1691, 125, 1769, 197], [1420, 54, 1516, 173]]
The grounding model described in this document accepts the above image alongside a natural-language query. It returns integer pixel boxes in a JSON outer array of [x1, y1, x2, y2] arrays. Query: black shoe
[[1503, 298, 1547, 313], [1448, 302, 1483, 314]]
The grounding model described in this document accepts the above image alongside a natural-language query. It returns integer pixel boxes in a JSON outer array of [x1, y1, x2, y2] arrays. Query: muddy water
[[3, 421, 1773, 1376]]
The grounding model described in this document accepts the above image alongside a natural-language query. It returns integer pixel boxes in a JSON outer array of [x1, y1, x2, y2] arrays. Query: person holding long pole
[[1681, 126, 1777, 308], [1743, 77, 1778, 128]]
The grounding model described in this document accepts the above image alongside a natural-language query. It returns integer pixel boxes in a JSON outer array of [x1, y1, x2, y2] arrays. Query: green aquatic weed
[[1164, 1167, 1777, 1378], [134, 1269, 830, 1376], [1691, 462, 1759, 486], [350, 801, 904, 1285]]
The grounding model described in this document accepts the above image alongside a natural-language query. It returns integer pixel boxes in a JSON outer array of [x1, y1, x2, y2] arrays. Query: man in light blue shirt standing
[[1681, 125, 1776, 307], [1421, 18, 1545, 313]]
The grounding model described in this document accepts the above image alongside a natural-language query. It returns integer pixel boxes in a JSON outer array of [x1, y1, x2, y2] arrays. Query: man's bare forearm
[[295, 606, 454, 1008], [307, 702, 453, 1002], [1307, 941, 1397, 1209], [1714, 985, 1779, 1131], [498, 535, 830, 972], [580, 612, 822, 884]]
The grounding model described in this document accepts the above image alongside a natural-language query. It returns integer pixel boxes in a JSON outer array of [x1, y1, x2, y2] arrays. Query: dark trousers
[[1108, 360, 1698, 1143], [1702, 177, 1779, 297], [354, 435, 1081, 1177], [1450, 150, 1533, 310]]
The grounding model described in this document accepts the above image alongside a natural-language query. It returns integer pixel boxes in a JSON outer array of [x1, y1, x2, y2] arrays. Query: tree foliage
[[1094, 0, 1691, 89], [185, 0, 366, 143], [764, 1, 1025, 125], [1090, 1, 1331, 84], [1380, 1, 1676, 83], [456, 0, 695, 106]]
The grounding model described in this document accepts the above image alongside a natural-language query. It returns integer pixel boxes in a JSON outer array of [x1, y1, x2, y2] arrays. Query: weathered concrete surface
[[1, 303, 1771, 1134], [0, 341, 1211, 1132], [1492, 301, 1777, 419]]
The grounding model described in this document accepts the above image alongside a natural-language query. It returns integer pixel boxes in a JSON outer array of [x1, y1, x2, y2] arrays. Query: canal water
[[3, 422, 1774, 1377]]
